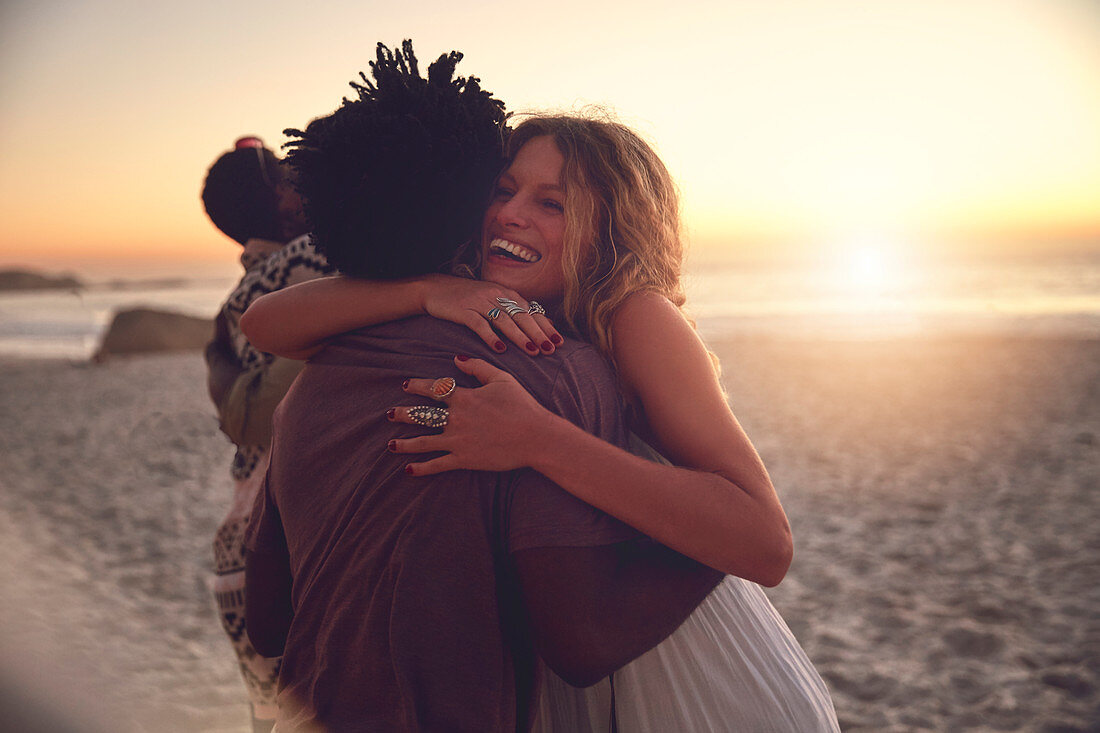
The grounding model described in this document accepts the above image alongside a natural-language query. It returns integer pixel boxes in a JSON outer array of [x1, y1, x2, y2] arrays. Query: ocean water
[[1, 255, 1098, 359], [0, 278, 236, 359], [687, 255, 1100, 341]]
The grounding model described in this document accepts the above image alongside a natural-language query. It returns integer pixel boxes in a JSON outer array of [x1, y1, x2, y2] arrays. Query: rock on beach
[[94, 308, 213, 361], [0, 268, 82, 291]]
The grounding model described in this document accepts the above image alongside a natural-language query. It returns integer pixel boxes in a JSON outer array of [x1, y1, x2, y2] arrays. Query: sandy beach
[[0, 336, 1097, 732]]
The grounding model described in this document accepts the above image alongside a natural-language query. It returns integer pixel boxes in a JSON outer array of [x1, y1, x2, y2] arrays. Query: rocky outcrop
[[94, 308, 213, 361], [0, 269, 82, 291]]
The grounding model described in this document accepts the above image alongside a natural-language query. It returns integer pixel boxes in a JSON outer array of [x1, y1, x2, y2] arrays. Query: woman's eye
[[493, 187, 514, 199], [541, 199, 564, 213]]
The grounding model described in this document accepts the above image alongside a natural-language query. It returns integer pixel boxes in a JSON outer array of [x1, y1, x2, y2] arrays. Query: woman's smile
[[487, 237, 542, 264]]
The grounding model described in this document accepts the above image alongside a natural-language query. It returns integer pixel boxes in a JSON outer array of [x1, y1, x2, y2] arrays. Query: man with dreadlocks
[[244, 42, 719, 731]]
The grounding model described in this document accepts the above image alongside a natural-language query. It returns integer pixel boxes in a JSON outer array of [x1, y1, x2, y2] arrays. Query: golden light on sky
[[0, 0, 1097, 275]]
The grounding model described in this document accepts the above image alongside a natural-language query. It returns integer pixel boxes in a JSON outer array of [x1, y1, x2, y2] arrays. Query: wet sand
[[0, 337, 1097, 731]]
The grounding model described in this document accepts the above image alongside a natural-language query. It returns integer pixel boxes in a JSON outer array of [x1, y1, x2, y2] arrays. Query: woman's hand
[[418, 274, 563, 356], [386, 355, 558, 475]]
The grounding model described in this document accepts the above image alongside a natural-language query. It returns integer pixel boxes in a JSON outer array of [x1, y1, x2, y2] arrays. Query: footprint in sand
[[1041, 670, 1095, 699], [821, 669, 898, 703], [948, 669, 994, 705], [942, 626, 1005, 658]]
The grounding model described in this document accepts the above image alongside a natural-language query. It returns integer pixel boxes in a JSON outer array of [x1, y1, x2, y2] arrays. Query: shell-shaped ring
[[407, 405, 449, 428], [485, 307, 501, 321], [430, 377, 457, 400], [527, 301, 546, 316]]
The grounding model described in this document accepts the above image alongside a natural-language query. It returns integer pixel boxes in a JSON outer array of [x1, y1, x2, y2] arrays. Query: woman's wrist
[[410, 275, 433, 315], [525, 411, 580, 474], [414, 273, 462, 316]]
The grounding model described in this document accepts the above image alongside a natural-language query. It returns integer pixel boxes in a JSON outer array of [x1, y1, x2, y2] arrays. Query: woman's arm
[[600, 292, 793, 583], [392, 294, 793, 586], [240, 274, 563, 360], [240, 275, 427, 359]]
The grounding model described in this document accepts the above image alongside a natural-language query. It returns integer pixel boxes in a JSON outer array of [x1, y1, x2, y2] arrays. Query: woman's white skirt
[[533, 574, 840, 732]]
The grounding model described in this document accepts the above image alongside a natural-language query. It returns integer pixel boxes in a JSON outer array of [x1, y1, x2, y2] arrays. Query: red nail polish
[[494, 341, 506, 352], [456, 354, 470, 362], [388, 440, 397, 452], [550, 334, 562, 344], [541, 341, 553, 352], [402, 379, 410, 390], [386, 408, 396, 420], [404, 465, 414, 474], [526, 342, 537, 351]]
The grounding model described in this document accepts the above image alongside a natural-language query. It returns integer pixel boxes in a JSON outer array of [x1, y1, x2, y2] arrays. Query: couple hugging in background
[[202, 41, 840, 732]]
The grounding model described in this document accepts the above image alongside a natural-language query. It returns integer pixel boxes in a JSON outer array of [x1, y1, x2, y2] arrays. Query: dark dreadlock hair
[[283, 40, 507, 280], [201, 139, 283, 245]]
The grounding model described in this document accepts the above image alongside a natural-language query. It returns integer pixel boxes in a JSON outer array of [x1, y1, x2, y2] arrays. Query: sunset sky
[[1, 0, 1097, 277]]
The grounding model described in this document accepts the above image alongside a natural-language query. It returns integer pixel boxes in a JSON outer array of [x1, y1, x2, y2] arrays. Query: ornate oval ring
[[527, 301, 546, 316], [407, 405, 449, 428], [430, 377, 457, 400]]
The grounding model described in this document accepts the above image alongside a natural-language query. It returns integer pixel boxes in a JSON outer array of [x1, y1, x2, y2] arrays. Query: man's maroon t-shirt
[[247, 317, 650, 731], [245, 314, 717, 730]]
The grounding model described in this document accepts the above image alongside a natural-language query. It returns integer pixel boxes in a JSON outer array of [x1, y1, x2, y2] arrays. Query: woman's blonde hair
[[504, 112, 686, 369]]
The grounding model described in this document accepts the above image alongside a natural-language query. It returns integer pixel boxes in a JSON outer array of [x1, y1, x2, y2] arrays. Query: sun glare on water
[[847, 247, 893, 290], [835, 237, 906, 295]]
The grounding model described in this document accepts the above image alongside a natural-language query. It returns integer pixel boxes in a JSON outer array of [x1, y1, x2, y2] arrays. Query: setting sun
[[837, 237, 905, 295]]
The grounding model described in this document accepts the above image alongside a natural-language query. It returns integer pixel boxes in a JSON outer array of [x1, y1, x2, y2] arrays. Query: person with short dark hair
[[201, 135, 332, 732], [202, 136, 305, 250]]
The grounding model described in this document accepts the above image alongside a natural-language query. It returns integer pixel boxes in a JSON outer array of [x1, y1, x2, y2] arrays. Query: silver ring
[[485, 307, 501, 321], [503, 304, 525, 317], [407, 405, 449, 428], [496, 296, 520, 307], [430, 377, 457, 400], [528, 301, 546, 316]]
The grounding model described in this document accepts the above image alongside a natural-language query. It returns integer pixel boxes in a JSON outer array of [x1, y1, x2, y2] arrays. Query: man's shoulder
[[307, 316, 484, 373], [328, 315, 482, 354], [492, 338, 624, 441], [318, 319, 618, 402], [539, 339, 615, 386]]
